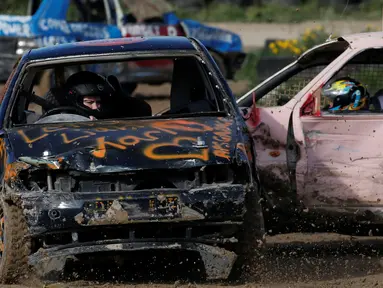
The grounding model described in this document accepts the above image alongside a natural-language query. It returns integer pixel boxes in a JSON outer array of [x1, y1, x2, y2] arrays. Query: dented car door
[[237, 40, 352, 220], [294, 42, 383, 220]]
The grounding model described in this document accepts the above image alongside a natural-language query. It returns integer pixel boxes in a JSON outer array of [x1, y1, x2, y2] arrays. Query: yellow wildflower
[[271, 48, 279, 54], [269, 42, 276, 49], [281, 40, 290, 49], [292, 39, 298, 45], [293, 47, 301, 55]]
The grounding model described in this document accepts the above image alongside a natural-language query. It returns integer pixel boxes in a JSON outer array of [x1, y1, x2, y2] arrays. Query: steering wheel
[[40, 106, 92, 119]]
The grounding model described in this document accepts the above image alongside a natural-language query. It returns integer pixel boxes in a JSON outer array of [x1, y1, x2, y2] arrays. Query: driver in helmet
[[63, 71, 115, 120], [63, 71, 152, 120], [321, 77, 370, 112]]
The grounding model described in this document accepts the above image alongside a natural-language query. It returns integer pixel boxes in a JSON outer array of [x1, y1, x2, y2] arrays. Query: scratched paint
[[242, 101, 293, 209], [301, 118, 383, 205], [75, 37, 146, 47]]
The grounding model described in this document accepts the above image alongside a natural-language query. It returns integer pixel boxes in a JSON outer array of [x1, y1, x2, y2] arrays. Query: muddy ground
[[6, 233, 383, 288], [4, 82, 383, 287]]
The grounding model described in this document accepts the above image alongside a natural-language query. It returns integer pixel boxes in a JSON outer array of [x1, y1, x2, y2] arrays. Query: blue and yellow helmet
[[321, 77, 369, 111]]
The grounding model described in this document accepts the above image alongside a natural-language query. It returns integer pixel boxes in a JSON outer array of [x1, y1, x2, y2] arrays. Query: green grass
[[3, 0, 382, 23], [234, 49, 263, 92], [177, 0, 383, 23]]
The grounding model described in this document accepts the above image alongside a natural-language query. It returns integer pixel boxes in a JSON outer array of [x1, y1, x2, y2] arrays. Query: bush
[[264, 25, 331, 57], [235, 49, 263, 88]]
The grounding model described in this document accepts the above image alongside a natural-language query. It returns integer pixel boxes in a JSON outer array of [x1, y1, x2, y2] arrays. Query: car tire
[[0, 200, 31, 284], [210, 51, 229, 79], [229, 183, 266, 283]]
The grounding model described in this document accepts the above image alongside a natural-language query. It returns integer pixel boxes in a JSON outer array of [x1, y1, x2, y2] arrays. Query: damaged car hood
[[6, 116, 237, 172]]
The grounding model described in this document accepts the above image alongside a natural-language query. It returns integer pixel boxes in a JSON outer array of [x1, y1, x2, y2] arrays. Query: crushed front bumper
[[21, 184, 246, 234], [30, 241, 237, 280], [18, 184, 248, 280]]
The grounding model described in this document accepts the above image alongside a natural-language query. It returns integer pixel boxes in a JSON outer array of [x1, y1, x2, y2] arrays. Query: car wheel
[[210, 51, 229, 79], [229, 183, 266, 282], [0, 200, 31, 284]]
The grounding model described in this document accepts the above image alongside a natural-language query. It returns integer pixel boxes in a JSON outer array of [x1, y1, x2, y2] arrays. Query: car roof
[[338, 31, 383, 49], [27, 36, 198, 61]]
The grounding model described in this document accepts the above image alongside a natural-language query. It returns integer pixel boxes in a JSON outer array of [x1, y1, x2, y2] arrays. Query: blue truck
[[0, 0, 246, 92]]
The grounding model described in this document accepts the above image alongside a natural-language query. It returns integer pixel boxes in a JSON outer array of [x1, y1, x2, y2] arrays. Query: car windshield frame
[[4, 50, 233, 129]]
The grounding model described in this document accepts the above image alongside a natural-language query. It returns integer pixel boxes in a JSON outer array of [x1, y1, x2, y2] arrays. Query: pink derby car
[[237, 32, 383, 235]]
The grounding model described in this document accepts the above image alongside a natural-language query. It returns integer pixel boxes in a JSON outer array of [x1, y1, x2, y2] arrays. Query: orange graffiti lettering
[[61, 131, 96, 144], [144, 137, 209, 161], [212, 140, 230, 160], [42, 127, 68, 133], [212, 119, 232, 160], [118, 130, 161, 146], [17, 130, 48, 144], [0, 139, 7, 172], [4, 162, 30, 182], [93, 127, 110, 132], [152, 120, 213, 135], [92, 137, 127, 158], [0, 138, 5, 160]]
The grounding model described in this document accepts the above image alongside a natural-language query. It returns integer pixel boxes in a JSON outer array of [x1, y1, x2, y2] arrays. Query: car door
[[236, 40, 351, 217], [292, 45, 383, 218]]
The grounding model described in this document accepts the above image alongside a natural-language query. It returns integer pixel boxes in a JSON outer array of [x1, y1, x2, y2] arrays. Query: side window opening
[[107, 0, 117, 25], [254, 42, 349, 108], [67, 0, 85, 22], [256, 65, 326, 107], [67, 0, 107, 23], [86, 0, 108, 23], [320, 49, 383, 114]]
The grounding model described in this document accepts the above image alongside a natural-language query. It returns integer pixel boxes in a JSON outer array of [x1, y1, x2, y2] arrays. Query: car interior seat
[[106, 75, 152, 118], [369, 89, 383, 112]]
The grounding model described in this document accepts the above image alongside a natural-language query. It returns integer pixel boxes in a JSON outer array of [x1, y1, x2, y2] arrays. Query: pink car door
[[238, 40, 352, 215], [292, 44, 383, 214]]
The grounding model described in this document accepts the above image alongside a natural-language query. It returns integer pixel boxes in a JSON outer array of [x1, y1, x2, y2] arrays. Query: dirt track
[[5, 233, 383, 288]]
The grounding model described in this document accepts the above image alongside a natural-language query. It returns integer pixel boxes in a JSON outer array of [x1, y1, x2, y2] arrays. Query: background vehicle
[[0, 0, 246, 92], [0, 36, 263, 284], [237, 32, 383, 235]]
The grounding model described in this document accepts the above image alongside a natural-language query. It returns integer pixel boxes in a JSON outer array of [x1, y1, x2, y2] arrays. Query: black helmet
[[63, 71, 115, 118]]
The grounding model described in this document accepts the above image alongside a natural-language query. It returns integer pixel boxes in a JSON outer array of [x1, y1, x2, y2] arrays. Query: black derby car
[[0, 36, 264, 283]]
